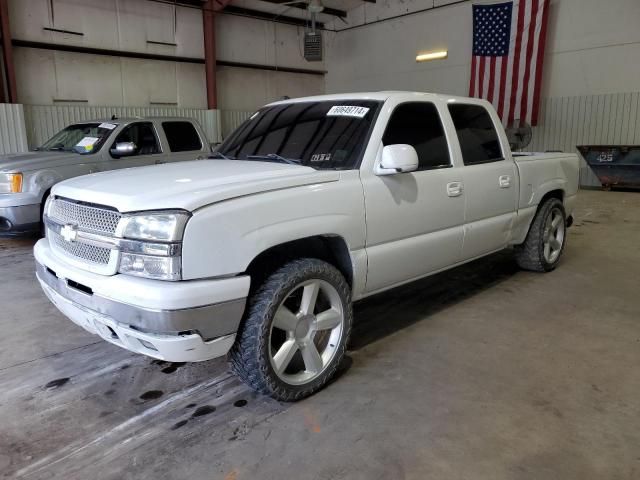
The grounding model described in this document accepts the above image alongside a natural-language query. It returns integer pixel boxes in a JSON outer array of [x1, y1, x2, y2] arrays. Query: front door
[[106, 122, 165, 170], [362, 101, 466, 294]]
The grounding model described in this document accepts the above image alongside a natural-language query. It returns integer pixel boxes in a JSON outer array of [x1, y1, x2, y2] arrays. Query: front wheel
[[515, 198, 567, 272], [229, 258, 352, 401]]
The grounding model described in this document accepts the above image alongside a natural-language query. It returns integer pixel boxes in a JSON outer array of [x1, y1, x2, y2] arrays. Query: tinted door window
[[112, 122, 160, 157], [162, 121, 203, 152], [382, 102, 450, 170], [448, 104, 502, 165]]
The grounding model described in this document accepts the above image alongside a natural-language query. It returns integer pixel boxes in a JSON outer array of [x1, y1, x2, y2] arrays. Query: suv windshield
[[38, 123, 116, 154], [217, 100, 381, 170]]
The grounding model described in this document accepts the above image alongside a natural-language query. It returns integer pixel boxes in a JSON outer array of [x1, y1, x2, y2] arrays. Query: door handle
[[499, 175, 511, 188], [446, 181, 463, 197]]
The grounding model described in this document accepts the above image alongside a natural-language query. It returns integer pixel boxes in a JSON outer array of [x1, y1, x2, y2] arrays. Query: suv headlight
[[0, 173, 23, 193], [117, 211, 190, 281]]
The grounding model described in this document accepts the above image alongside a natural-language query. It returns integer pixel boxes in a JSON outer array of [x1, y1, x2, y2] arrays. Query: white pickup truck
[[35, 92, 579, 401]]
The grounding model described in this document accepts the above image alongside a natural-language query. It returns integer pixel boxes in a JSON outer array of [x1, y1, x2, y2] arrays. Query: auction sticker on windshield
[[75, 137, 99, 152], [327, 106, 370, 118], [98, 122, 117, 130]]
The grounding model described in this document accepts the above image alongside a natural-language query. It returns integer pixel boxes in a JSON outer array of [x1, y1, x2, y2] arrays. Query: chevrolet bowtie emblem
[[60, 224, 79, 243]]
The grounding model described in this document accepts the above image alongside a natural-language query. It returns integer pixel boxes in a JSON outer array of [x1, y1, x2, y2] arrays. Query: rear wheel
[[515, 198, 566, 272], [229, 258, 352, 401]]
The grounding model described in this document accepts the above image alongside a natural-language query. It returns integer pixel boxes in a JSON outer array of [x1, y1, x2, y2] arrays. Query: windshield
[[38, 123, 117, 154], [217, 100, 381, 170]]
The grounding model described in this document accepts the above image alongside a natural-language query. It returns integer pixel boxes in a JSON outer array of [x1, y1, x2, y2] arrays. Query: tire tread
[[229, 258, 352, 402], [515, 198, 565, 272]]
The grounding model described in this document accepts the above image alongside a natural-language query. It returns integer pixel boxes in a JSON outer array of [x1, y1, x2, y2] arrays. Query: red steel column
[[202, 0, 231, 109], [0, 0, 17, 103], [203, 0, 217, 109]]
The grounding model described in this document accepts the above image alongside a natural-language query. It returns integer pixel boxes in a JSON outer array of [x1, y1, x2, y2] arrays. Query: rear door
[[361, 100, 465, 293], [158, 121, 208, 164], [447, 103, 518, 259]]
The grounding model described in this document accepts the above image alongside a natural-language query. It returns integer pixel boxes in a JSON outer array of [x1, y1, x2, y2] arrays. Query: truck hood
[[52, 160, 341, 212], [0, 151, 84, 172]]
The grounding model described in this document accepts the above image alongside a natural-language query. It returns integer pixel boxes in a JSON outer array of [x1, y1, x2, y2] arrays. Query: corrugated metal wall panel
[[530, 91, 640, 187], [22, 105, 221, 149], [0, 104, 29, 154]]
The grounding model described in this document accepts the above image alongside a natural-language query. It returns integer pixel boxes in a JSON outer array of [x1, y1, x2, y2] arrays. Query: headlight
[[120, 211, 190, 241], [0, 173, 23, 193], [117, 211, 190, 281]]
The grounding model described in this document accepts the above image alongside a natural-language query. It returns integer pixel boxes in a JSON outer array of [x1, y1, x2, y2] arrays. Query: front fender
[[27, 169, 64, 201], [181, 172, 366, 280]]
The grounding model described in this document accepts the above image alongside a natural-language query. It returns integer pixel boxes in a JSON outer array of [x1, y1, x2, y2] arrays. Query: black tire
[[39, 191, 51, 238], [229, 258, 352, 401], [515, 197, 567, 272]]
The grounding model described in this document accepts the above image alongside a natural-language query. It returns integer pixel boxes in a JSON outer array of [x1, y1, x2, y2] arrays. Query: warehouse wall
[[325, 0, 640, 99], [8, 0, 324, 111], [324, 0, 640, 187]]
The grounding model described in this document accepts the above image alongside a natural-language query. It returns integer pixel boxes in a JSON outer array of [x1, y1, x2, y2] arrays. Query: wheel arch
[[512, 188, 566, 245], [245, 234, 354, 292], [538, 188, 564, 205]]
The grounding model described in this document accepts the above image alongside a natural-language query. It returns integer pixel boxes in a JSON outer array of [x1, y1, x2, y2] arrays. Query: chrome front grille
[[50, 230, 112, 265], [50, 198, 121, 235]]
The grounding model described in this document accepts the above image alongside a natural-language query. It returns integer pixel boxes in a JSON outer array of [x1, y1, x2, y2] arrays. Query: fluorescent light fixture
[[416, 50, 448, 62]]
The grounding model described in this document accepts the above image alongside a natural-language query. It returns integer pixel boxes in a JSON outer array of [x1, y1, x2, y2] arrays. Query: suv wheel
[[229, 258, 352, 401], [515, 198, 567, 272]]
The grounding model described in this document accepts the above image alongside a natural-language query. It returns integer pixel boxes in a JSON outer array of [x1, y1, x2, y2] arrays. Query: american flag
[[469, 0, 550, 126]]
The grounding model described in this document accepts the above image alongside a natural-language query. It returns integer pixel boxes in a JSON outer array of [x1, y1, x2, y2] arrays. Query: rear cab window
[[448, 104, 503, 165], [162, 121, 203, 152]]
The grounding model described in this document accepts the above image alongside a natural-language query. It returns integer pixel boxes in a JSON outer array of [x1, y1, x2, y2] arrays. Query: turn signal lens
[[11, 173, 23, 193], [0, 173, 23, 194]]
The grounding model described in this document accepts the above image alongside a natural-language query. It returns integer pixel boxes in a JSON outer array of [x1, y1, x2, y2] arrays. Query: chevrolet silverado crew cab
[[0, 117, 210, 235], [35, 92, 579, 401]]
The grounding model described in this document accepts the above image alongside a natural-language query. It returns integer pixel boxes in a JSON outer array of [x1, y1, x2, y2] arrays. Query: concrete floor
[[1, 189, 639, 480]]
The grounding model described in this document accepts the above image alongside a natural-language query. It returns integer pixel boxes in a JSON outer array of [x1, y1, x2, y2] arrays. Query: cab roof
[[74, 117, 195, 124], [267, 91, 490, 107]]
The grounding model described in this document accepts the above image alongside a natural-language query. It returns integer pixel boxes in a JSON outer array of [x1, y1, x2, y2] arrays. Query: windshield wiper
[[246, 154, 301, 166], [209, 151, 235, 160], [47, 143, 66, 151]]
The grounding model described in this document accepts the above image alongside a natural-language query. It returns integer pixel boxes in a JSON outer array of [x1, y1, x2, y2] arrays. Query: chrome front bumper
[[36, 261, 247, 362]]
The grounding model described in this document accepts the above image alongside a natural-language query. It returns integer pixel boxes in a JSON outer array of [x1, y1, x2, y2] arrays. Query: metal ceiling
[[159, 0, 375, 20]]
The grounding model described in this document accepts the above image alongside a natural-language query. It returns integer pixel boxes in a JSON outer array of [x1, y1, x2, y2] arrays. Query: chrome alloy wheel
[[268, 279, 345, 386], [543, 207, 565, 264]]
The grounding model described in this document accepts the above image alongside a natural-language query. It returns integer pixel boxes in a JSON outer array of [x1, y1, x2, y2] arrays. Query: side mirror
[[375, 144, 419, 176], [110, 142, 137, 158]]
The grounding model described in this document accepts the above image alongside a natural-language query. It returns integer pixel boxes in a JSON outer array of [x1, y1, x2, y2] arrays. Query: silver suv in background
[[0, 117, 211, 235]]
